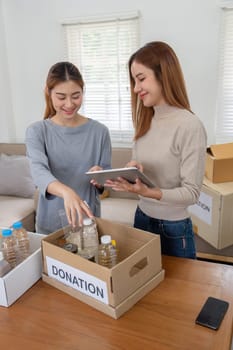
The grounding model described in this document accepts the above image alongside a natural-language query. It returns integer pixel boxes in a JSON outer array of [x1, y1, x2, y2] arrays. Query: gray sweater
[[133, 105, 207, 220], [25, 118, 111, 234]]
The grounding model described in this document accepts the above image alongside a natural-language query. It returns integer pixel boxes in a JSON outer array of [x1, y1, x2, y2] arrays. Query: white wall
[[1, 0, 221, 144], [0, 0, 15, 141]]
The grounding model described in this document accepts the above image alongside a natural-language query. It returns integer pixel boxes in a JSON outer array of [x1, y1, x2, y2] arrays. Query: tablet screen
[[85, 167, 155, 188]]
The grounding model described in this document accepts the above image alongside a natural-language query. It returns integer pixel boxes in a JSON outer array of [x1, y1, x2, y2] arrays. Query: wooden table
[[0, 256, 233, 350]]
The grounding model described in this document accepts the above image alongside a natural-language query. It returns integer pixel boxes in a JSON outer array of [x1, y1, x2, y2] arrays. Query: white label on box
[[46, 256, 109, 304], [188, 191, 212, 225]]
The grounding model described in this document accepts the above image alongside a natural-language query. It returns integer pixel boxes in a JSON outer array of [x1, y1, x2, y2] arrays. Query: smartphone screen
[[195, 296, 229, 330]]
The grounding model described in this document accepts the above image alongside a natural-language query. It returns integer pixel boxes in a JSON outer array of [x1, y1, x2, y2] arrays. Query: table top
[[0, 256, 233, 350]]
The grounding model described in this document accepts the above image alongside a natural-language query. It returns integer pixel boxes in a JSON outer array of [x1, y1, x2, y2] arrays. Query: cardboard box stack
[[188, 177, 233, 249], [42, 217, 165, 319], [192, 143, 233, 249], [205, 142, 233, 183]]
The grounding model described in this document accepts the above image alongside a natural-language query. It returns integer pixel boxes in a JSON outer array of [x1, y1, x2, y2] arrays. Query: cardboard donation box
[[42, 217, 164, 319], [0, 232, 45, 307], [205, 142, 233, 183], [188, 177, 233, 249]]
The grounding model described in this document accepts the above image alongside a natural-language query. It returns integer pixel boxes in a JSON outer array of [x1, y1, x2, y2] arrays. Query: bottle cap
[[2, 229, 13, 237], [83, 218, 93, 226], [12, 221, 23, 229], [101, 235, 111, 244], [62, 243, 78, 254], [111, 239, 116, 247]]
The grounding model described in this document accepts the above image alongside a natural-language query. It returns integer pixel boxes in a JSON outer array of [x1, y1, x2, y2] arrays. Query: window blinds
[[63, 15, 139, 146], [216, 8, 233, 143]]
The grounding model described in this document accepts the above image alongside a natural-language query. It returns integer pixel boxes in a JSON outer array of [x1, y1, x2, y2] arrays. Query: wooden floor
[[195, 234, 233, 265], [197, 252, 233, 265]]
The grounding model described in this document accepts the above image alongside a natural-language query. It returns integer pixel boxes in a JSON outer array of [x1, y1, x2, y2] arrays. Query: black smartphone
[[195, 296, 229, 330]]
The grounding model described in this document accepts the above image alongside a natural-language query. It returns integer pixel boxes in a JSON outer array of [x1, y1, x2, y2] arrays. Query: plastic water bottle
[[66, 225, 83, 250], [0, 251, 12, 277], [98, 235, 118, 268], [12, 221, 30, 262], [1, 229, 17, 268], [80, 218, 99, 262]]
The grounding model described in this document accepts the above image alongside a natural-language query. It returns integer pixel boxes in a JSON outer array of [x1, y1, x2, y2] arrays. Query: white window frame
[[62, 12, 140, 147], [216, 1, 233, 143]]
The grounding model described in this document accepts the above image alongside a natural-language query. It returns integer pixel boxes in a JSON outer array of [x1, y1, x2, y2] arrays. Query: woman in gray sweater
[[106, 41, 207, 259], [26, 62, 111, 234]]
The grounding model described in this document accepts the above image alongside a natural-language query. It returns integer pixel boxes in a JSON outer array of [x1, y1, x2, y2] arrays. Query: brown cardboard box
[[41, 217, 164, 319], [188, 177, 233, 249], [205, 143, 233, 183]]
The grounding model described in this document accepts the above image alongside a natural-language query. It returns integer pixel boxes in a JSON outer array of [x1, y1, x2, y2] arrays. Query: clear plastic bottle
[[12, 221, 30, 262], [0, 251, 12, 277], [98, 235, 118, 268], [66, 225, 83, 250], [80, 218, 99, 262], [1, 229, 17, 268]]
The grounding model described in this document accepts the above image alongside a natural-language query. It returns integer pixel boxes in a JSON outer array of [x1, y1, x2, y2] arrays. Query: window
[[216, 5, 233, 143], [63, 13, 139, 147]]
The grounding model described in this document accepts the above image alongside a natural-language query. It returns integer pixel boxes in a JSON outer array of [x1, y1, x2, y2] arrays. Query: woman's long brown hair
[[128, 41, 191, 140], [44, 62, 84, 119]]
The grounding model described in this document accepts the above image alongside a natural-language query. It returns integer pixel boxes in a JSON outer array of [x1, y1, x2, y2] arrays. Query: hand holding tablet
[[85, 167, 155, 188]]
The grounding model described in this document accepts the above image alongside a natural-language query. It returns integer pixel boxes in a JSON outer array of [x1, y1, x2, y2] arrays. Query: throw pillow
[[0, 153, 35, 198], [99, 189, 109, 200]]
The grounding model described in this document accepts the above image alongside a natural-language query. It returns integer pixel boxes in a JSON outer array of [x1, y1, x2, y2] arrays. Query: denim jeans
[[134, 206, 196, 259]]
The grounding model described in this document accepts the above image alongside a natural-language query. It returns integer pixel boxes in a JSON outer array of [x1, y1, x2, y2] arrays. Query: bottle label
[[46, 256, 109, 304]]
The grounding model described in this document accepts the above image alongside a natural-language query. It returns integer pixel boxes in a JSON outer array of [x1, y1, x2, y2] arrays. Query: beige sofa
[[0, 143, 36, 231], [0, 144, 138, 232], [100, 147, 139, 226]]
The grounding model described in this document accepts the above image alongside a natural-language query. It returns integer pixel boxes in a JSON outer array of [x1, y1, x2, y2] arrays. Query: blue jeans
[[134, 206, 196, 259]]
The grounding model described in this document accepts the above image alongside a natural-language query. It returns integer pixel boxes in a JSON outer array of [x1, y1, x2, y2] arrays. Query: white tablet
[[85, 167, 155, 188]]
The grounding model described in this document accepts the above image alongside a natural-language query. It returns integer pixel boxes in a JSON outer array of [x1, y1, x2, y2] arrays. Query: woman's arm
[[47, 181, 93, 227], [106, 118, 207, 206], [105, 177, 162, 200]]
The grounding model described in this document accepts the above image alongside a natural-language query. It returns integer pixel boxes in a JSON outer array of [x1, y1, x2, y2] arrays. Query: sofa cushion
[[101, 197, 138, 226], [0, 154, 35, 198], [0, 195, 35, 229]]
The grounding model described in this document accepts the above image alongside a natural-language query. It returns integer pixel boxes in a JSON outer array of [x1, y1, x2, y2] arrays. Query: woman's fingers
[[65, 200, 94, 228], [126, 161, 143, 172]]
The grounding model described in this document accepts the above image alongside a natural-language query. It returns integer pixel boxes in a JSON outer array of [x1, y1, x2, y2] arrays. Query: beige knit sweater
[[133, 105, 207, 220]]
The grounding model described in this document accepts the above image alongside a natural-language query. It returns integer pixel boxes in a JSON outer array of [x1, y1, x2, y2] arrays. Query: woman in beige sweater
[[106, 41, 207, 259]]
